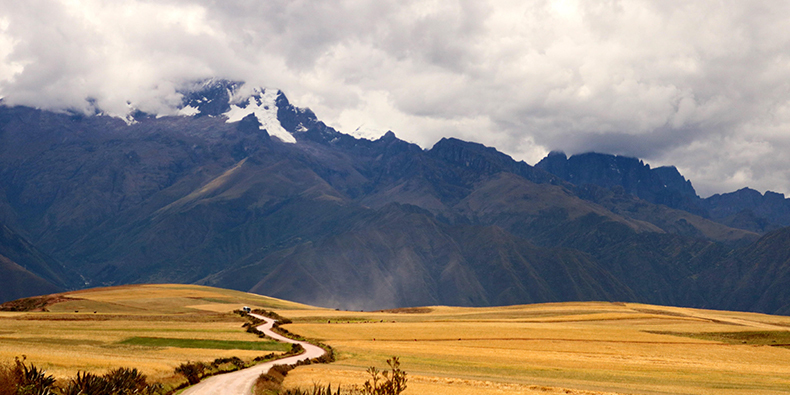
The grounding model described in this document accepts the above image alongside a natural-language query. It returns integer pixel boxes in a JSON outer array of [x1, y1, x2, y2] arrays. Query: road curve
[[181, 313, 326, 395]]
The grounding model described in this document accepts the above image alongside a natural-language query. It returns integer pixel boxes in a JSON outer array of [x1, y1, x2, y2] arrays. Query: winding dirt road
[[181, 313, 326, 395]]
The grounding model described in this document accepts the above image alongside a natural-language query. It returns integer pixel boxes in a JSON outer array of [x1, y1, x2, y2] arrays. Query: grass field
[[2, 285, 790, 394], [275, 303, 790, 394], [0, 284, 309, 388]]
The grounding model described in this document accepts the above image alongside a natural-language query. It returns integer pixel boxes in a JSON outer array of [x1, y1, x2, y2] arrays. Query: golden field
[[277, 303, 790, 394], [2, 284, 790, 394], [0, 284, 308, 387]]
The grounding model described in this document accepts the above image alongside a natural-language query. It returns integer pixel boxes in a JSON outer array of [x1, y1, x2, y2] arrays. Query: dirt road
[[181, 313, 326, 395]]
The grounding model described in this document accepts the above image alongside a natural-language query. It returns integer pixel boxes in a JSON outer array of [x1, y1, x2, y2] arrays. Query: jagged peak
[[174, 79, 321, 144], [536, 150, 700, 203], [380, 130, 397, 141]]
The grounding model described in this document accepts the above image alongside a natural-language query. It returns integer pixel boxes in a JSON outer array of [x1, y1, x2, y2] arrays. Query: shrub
[[174, 361, 207, 385], [14, 356, 56, 395], [268, 364, 293, 377], [104, 367, 158, 395], [288, 343, 305, 356], [62, 371, 111, 395], [253, 353, 278, 363], [361, 357, 407, 395], [212, 356, 245, 370], [311, 346, 335, 364], [1, 357, 162, 395], [253, 364, 293, 395], [62, 367, 162, 395]]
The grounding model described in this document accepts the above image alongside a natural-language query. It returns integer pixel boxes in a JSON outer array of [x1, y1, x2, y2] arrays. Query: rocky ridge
[[0, 79, 786, 314]]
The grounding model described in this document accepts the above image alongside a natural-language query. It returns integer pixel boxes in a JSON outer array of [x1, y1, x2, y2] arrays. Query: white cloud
[[2, 0, 790, 196]]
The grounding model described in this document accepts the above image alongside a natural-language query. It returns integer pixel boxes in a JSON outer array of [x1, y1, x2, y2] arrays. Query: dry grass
[[278, 302, 790, 395], [0, 284, 306, 387], [3, 286, 790, 394]]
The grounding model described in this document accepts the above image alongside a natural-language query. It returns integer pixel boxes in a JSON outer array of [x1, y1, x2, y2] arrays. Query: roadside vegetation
[[0, 356, 162, 395], [0, 350, 308, 394], [255, 357, 406, 395], [234, 308, 336, 367], [1, 353, 288, 394], [169, 352, 297, 390]]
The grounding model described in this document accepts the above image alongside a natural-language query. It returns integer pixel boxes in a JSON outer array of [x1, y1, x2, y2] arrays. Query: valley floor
[[277, 302, 790, 395], [2, 285, 790, 394]]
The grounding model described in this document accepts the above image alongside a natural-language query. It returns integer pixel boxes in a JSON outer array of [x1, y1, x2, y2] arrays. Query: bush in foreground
[[174, 361, 208, 385], [360, 357, 407, 395], [62, 367, 162, 395], [0, 356, 56, 395], [0, 358, 163, 395]]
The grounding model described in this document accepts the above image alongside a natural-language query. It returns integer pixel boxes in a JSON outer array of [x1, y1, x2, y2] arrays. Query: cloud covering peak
[[2, 0, 790, 196]]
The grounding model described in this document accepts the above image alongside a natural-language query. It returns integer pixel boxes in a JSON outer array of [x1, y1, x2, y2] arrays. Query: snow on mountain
[[94, 78, 315, 143], [177, 105, 200, 116], [174, 80, 296, 144], [223, 87, 295, 143]]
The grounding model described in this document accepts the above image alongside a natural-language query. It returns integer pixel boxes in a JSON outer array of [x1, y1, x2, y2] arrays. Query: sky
[[2, 0, 790, 197]]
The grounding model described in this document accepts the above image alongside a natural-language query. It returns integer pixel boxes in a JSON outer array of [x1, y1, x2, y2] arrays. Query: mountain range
[[2, 79, 790, 314]]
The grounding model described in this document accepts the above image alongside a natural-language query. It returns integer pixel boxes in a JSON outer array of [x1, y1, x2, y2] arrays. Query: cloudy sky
[[2, 0, 790, 197]]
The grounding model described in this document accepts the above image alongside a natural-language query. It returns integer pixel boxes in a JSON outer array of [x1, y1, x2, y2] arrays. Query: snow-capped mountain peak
[[176, 79, 297, 143], [223, 87, 295, 144]]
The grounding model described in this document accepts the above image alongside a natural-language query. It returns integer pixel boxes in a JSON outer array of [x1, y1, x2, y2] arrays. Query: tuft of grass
[[118, 337, 291, 351]]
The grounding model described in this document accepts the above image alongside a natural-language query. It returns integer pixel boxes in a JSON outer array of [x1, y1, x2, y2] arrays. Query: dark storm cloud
[[2, 0, 790, 196]]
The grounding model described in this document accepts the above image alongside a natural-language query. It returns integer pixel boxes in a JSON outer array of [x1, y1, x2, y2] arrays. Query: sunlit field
[[2, 285, 790, 394], [0, 284, 308, 387], [277, 303, 790, 395]]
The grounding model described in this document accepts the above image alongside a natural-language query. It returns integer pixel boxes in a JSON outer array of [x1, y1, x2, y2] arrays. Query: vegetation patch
[[647, 330, 790, 347], [119, 337, 291, 351], [1, 357, 163, 395]]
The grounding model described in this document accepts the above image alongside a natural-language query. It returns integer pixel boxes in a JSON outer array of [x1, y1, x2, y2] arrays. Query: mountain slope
[[0, 254, 60, 303], [0, 79, 783, 312], [241, 203, 636, 310], [0, 222, 71, 301], [702, 188, 790, 233], [700, 227, 790, 314]]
